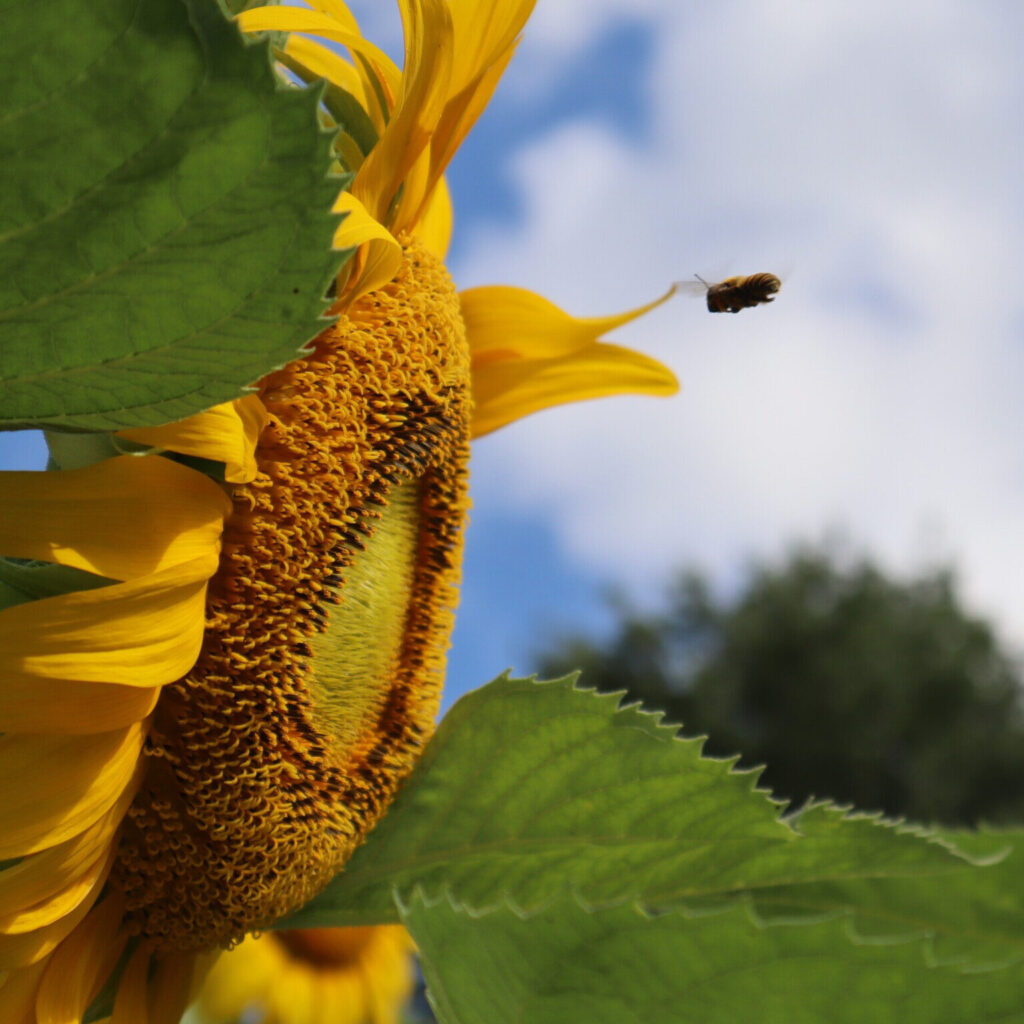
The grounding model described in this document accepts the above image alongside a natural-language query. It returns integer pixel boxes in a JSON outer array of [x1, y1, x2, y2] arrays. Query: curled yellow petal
[[471, 341, 679, 438], [116, 396, 269, 484], [462, 283, 677, 362], [0, 556, 215, 691], [353, 0, 454, 224], [284, 34, 360, 93], [0, 841, 110, 935], [305, 0, 361, 34], [333, 190, 403, 301], [460, 285, 679, 436], [0, 888, 98, 971], [0, 724, 145, 858], [406, 2, 530, 218], [0, 454, 229, 732], [284, 34, 374, 131], [0, 782, 138, 921], [447, 0, 536, 96], [236, 6, 401, 96], [0, 456, 231, 581]]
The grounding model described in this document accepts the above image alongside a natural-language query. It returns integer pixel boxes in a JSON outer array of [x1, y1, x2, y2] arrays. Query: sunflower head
[[113, 236, 471, 952]]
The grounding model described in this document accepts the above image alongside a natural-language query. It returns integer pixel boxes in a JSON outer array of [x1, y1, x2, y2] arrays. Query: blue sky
[[437, 1, 1024, 703], [6, 2, 1024, 711], [439, 14, 662, 703]]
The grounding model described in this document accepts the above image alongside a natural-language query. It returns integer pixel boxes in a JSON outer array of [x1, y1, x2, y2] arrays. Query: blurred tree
[[535, 548, 1024, 826]]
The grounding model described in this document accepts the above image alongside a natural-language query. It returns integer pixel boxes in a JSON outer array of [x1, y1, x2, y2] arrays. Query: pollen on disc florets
[[110, 238, 471, 953]]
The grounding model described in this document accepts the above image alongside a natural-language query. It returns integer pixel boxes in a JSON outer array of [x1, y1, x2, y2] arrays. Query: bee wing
[[673, 279, 709, 298]]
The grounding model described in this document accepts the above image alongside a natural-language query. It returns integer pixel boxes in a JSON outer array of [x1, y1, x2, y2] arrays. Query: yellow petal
[[0, 456, 230, 582], [284, 35, 372, 125], [0, 959, 46, 1021], [236, 6, 401, 97], [413, 44, 517, 224], [0, 874, 99, 971], [447, 0, 536, 96], [305, 0, 361, 34], [147, 951, 208, 1024], [34, 893, 127, 1023], [0, 724, 145, 859], [111, 945, 150, 1024], [0, 843, 111, 935], [461, 284, 677, 362], [116, 396, 269, 484], [0, 780, 138, 920], [353, 0, 454, 224], [407, 1, 530, 211], [471, 342, 679, 438], [0, 554, 214, 735], [0, 676, 159, 735], [0, 457, 223, 733], [0, 556, 214, 689], [414, 176, 453, 259], [459, 284, 679, 435], [333, 190, 403, 300]]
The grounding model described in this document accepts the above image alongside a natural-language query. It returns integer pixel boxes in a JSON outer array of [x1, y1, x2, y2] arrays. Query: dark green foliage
[[536, 549, 1024, 825], [0, 0, 343, 431], [404, 889, 1024, 1024]]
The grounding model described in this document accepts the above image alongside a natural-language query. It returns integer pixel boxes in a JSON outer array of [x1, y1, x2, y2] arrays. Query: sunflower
[[0, 1, 678, 1021], [195, 925, 415, 1024]]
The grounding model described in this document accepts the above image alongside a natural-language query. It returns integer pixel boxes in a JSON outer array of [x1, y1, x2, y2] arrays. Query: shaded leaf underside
[[404, 892, 1024, 1024]]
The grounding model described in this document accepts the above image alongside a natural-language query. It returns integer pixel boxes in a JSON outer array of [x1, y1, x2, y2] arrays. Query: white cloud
[[453, 1, 1024, 647]]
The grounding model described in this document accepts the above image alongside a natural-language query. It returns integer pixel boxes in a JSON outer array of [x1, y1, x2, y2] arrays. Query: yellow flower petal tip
[[461, 284, 680, 437]]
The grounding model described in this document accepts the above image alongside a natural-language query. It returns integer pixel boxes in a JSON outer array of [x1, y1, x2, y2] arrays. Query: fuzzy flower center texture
[[112, 239, 471, 951]]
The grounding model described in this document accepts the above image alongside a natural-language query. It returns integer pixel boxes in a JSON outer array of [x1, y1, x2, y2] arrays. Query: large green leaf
[[283, 675, 969, 928], [0, 0, 343, 431], [749, 826, 1024, 970], [402, 892, 1024, 1024]]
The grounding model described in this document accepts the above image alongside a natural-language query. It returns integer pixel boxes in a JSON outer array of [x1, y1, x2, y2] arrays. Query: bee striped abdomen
[[704, 273, 781, 313]]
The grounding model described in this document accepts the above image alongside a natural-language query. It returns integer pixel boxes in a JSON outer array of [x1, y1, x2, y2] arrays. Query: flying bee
[[690, 272, 782, 313]]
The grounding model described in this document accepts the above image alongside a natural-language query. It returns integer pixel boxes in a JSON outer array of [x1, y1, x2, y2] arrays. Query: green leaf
[[0, 0, 344, 431], [283, 674, 968, 928], [749, 827, 1024, 970], [403, 892, 1024, 1024]]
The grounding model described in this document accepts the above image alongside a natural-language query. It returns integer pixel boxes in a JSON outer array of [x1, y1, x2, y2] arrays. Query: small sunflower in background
[[0, 1, 678, 1020], [194, 925, 417, 1024]]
